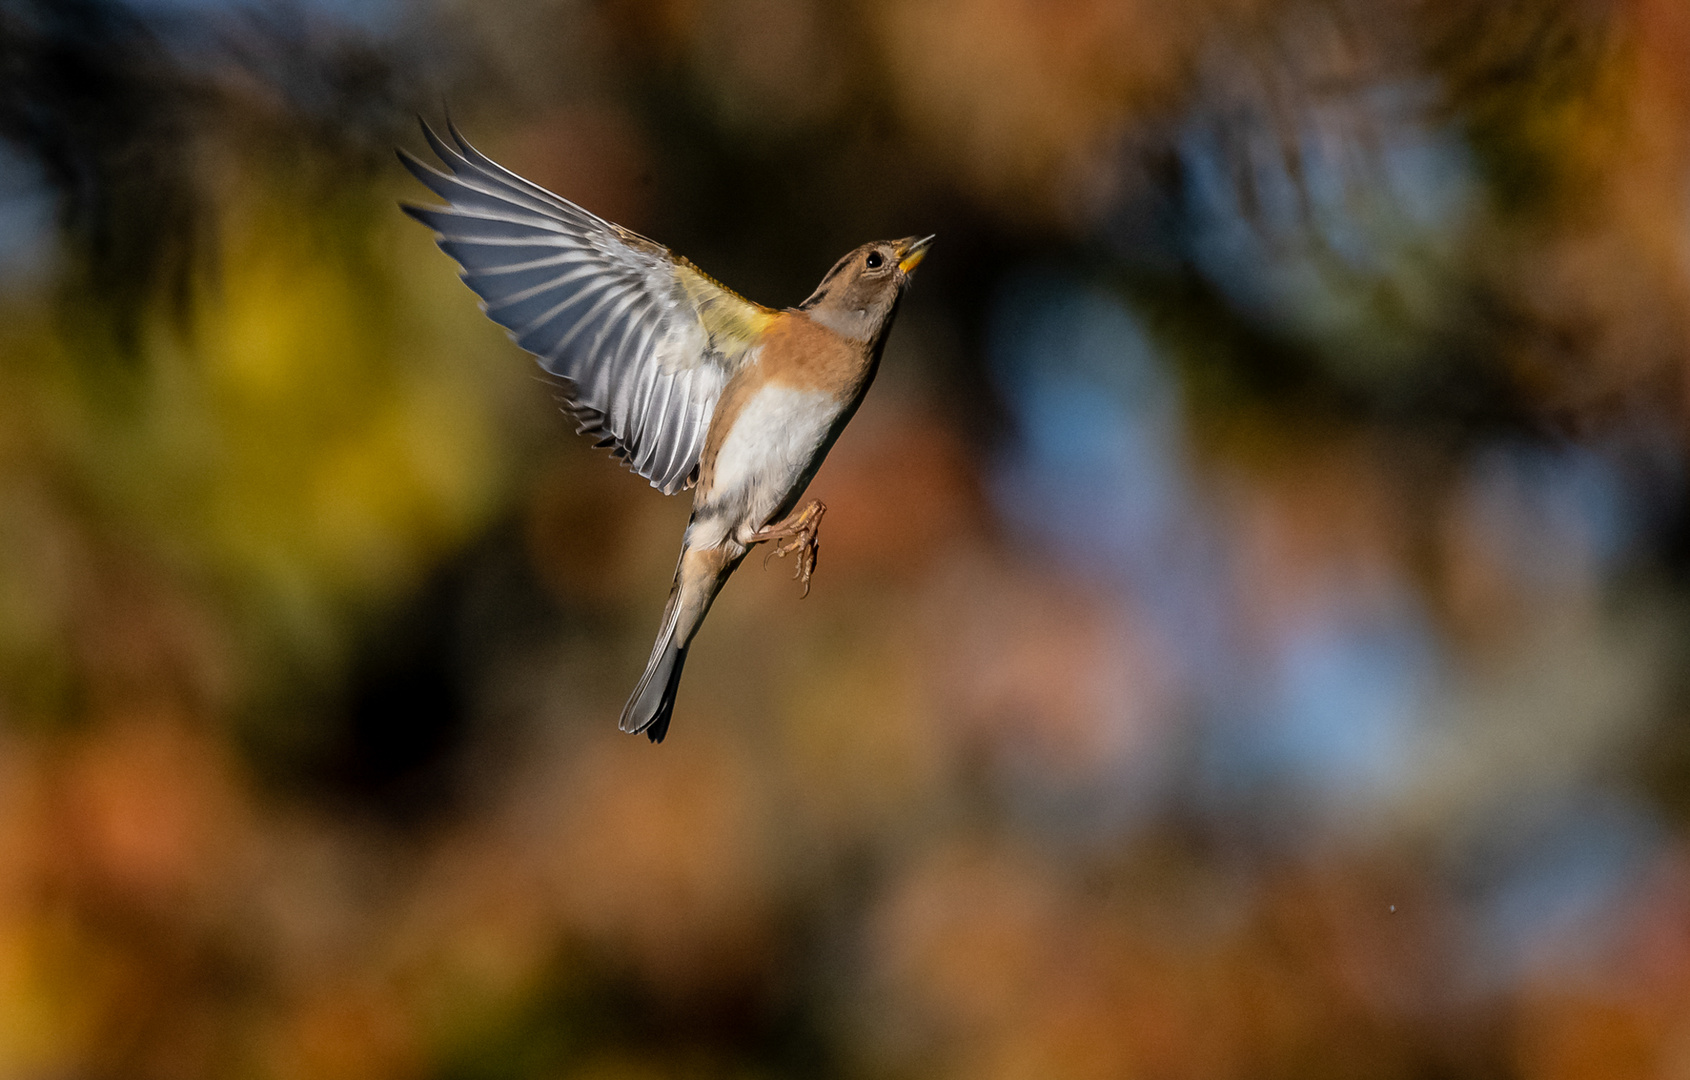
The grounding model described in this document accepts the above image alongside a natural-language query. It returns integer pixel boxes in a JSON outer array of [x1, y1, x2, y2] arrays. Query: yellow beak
[[898, 234, 936, 275]]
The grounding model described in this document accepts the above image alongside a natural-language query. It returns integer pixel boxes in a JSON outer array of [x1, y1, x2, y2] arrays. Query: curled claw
[[761, 535, 795, 570], [762, 529, 820, 596], [793, 534, 819, 598], [752, 500, 826, 598]]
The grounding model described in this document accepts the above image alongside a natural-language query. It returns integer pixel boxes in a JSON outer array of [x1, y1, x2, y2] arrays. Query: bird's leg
[[751, 500, 827, 598]]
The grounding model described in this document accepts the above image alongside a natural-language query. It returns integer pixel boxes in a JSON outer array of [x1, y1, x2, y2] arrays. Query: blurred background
[[2, 0, 1690, 1076]]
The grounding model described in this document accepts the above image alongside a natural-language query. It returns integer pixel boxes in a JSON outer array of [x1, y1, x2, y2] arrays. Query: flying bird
[[400, 121, 931, 743]]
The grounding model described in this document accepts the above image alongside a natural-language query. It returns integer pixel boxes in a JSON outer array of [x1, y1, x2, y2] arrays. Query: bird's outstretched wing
[[400, 119, 773, 495]]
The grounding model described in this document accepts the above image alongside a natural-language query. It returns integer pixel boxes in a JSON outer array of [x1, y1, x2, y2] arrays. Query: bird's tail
[[619, 579, 688, 743], [619, 545, 737, 743]]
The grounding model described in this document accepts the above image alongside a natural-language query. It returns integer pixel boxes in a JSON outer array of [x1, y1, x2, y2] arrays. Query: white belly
[[707, 384, 841, 532]]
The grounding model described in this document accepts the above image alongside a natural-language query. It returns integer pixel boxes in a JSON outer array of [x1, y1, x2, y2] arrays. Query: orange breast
[[696, 311, 874, 496], [756, 311, 876, 397]]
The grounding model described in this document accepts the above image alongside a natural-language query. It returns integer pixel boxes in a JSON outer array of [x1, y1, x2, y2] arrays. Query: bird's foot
[[754, 500, 826, 598]]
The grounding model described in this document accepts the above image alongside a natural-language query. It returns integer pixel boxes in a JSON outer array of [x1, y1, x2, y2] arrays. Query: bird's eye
[[865, 251, 884, 269]]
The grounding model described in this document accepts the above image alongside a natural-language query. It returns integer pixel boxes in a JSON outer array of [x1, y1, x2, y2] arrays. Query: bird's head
[[798, 234, 934, 341]]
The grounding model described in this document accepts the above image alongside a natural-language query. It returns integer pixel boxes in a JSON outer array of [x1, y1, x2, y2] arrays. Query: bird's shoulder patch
[[675, 257, 776, 366]]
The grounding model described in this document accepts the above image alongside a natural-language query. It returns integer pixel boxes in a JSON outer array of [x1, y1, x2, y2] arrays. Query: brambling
[[401, 121, 931, 742]]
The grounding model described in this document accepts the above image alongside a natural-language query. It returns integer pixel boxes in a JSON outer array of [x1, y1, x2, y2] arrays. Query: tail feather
[[620, 584, 685, 740], [619, 542, 741, 743], [637, 645, 688, 743]]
